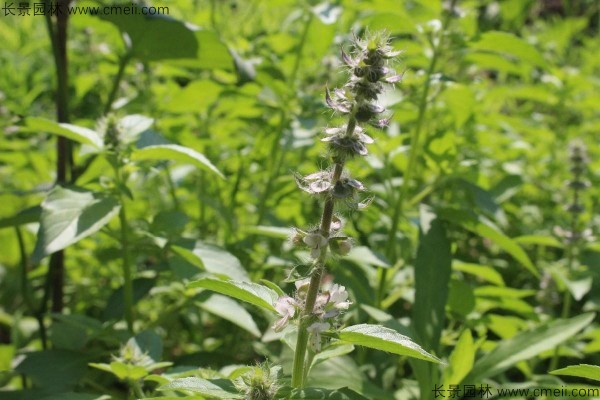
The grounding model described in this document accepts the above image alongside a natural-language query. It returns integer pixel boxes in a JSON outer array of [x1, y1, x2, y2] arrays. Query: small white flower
[[273, 296, 297, 332], [307, 322, 330, 352], [303, 233, 328, 258], [329, 284, 351, 310]]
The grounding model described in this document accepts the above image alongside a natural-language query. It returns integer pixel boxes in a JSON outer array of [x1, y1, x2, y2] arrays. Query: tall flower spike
[[290, 32, 401, 387]]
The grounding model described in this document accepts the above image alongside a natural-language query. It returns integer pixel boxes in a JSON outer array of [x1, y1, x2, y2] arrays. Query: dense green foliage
[[1, 0, 599, 399]]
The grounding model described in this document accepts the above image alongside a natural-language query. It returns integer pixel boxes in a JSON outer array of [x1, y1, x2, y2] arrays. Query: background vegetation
[[1, 0, 599, 399]]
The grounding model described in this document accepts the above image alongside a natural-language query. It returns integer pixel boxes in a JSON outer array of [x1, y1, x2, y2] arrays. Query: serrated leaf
[[159, 377, 242, 398], [32, 186, 120, 262], [25, 117, 103, 148], [197, 294, 261, 337], [550, 364, 600, 382], [464, 313, 595, 383], [333, 324, 441, 363], [132, 144, 223, 178], [188, 278, 278, 312]]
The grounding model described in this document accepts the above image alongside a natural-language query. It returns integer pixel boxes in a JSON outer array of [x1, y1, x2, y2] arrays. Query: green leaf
[[550, 364, 600, 382], [188, 277, 278, 313], [32, 186, 120, 262], [344, 246, 390, 268], [24, 117, 103, 148], [159, 377, 242, 398], [443, 330, 475, 387], [15, 350, 88, 391], [117, 114, 154, 144], [438, 208, 538, 277], [196, 294, 261, 337], [0, 206, 41, 229], [469, 31, 547, 68], [100, 9, 232, 68], [310, 344, 355, 369], [464, 313, 596, 383], [132, 144, 224, 178], [412, 206, 451, 352], [171, 242, 249, 281], [39, 393, 110, 400], [333, 324, 442, 363], [453, 262, 505, 286]]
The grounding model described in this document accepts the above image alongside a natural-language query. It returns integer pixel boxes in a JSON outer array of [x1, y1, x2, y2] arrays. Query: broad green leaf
[[171, 242, 249, 281], [100, 9, 232, 68], [32, 186, 120, 262], [132, 144, 224, 178], [188, 277, 278, 312], [413, 206, 451, 352], [25, 117, 103, 148], [117, 114, 154, 144], [438, 208, 538, 277], [15, 350, 88, 391], [443, 330, 475, 387], [550, 364, 600, 382], [470, 31, 547, 68], [464, 313, 595, 383], [333, 324, 442, 363], [0, 206, 40, 229], [159, 377, 242, 398], [196, 294, 261, 337]]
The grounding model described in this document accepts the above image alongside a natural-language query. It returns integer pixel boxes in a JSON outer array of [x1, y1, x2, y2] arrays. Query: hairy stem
[[291, 160, 345, 388]]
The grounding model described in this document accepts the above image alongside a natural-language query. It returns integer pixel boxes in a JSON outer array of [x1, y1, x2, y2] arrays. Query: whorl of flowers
[[273, 280, 351, 351], [554, 140, 592, 244], [276, 32, 401, 354], [294, 31, 401, 255]]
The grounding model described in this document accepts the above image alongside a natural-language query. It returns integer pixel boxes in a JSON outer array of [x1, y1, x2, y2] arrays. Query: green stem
[[114, 164, 134, 333], [131, 380, 145, 399], [105, 52, 131, 115], [15, 227, 48, 349], [119, 204, 134, 334], [292, 161, 345, 388], [164, 165, 180, 211]]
